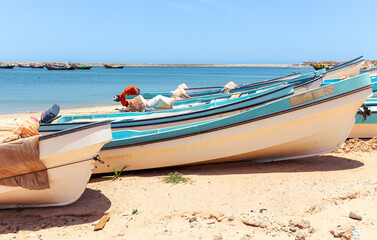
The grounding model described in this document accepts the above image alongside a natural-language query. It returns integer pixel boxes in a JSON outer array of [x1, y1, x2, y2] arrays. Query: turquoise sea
[[0, 67, 312, 114]]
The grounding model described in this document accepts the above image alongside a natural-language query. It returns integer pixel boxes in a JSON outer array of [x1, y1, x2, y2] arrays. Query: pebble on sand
[[349, 211, 362, 221]]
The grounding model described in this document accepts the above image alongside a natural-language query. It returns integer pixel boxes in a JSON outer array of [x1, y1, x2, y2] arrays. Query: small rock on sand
[[242, 217, 261, 228], [349, 211, 362, 221], [204, 219, 216, 225], [330, 225, 353, 240], [213, 234, 223, 240], [295, 230, 308, 240], [240, 234, 253, 240], [188, 216, 197, 223], [289, 217, 311, 231]]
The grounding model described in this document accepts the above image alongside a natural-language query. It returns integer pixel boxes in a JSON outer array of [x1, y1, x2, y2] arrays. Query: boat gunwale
[[39, 85, 294, 130], [326, 56, 364, 73], [292, 75, 323, 89], [126, 72, 307, 98], [40, 120, 111, 140], [102, 84, 372, 150], [242, 72, 302, 88]]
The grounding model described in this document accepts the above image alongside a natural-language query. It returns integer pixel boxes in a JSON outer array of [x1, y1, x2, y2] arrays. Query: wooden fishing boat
[[0, 64, 14, 69], [93, 73, 372, 173], [0, 121, 112, 209], [75, 65, 92, 70], [46, 64, 75, 70], [30, 64, 45, 69], [323, 56, 364, 80], [17, 64, 30, 68], [104, 64, 124, 69], [39, 85, 295, 133]]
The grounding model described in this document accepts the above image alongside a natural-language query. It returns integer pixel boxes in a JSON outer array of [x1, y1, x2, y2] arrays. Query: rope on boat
[[0, 155, 103, 181]]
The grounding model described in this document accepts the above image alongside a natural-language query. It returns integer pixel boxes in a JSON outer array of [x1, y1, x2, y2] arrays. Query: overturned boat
[[94, 73, 372, 173], [0, 121, 112, 209]]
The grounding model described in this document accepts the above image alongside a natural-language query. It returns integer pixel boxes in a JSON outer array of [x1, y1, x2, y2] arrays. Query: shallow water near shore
[[0, 67, 312, 114]]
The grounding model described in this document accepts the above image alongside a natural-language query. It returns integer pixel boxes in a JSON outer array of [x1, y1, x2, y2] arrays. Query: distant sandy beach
[[0, 106, 376, 239]]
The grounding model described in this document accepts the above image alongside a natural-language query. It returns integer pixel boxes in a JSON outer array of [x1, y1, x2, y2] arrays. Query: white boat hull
[[369, 69, 377, 77], [293, 77, 323, 94], [323, 60, 364, 80], [0, 122, 112, 209], [349, 123, 377, 138], [95, 88, 370, 173]]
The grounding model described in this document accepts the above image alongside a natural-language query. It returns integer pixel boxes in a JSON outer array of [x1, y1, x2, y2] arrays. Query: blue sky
[[1, 0, 376, 64]]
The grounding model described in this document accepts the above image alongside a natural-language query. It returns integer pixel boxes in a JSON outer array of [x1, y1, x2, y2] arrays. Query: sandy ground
[[0, 106, 376, 240]]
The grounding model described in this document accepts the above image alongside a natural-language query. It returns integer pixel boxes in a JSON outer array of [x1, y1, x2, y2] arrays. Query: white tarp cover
[[127, 95, 148, 112], [146, 95, 176, 110], [178, 83, 188, 89], [171, 86, 190, 99], [221, 81, 239, 93]]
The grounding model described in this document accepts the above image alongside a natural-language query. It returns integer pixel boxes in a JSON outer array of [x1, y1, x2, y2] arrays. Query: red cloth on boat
[[119, 85, 140, 107]]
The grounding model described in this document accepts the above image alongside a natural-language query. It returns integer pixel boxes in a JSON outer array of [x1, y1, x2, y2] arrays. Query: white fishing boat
[[323, 56, 364, 80], [0, 121, 112, 209], [94, 74, 372, 173], [361, 67, 377, 77], [349, 105, 377, 138]]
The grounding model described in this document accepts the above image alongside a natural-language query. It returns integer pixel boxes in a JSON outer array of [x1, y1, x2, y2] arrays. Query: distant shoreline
[[1, 61, 310, 68]]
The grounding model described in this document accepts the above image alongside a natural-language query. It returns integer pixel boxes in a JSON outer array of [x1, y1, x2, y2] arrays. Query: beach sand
[[0, 106, 376, 239]]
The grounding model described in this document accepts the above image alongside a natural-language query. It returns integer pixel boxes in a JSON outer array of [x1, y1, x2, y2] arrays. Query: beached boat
[[0, 64, 15, 69], [39, 75, 324, 133], [0, 121, 112, 209], [39, 85, 295, 133], [93, 73, 372, 173], [322, 56, 364, 80], [127, 71, 322, 100], [104, 64, 124, 69], [324, 75, 377, 97], [137, 56, 360, 100], [183, 72, 302, 94], [361, 67, 377, 77], [162, 74, 324, 108], [46, 64, 75, 70], [349, 105, 377, 138]]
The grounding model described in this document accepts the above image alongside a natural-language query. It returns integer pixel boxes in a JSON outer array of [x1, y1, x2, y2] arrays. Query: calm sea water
[[0, 67, 312, 114]]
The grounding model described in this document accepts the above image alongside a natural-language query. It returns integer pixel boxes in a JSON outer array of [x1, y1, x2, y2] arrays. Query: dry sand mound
[[333, 137, 377, 153]]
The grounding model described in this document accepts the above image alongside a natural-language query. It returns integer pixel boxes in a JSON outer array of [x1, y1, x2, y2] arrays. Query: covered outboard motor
[[40, 104, 61, 123]]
